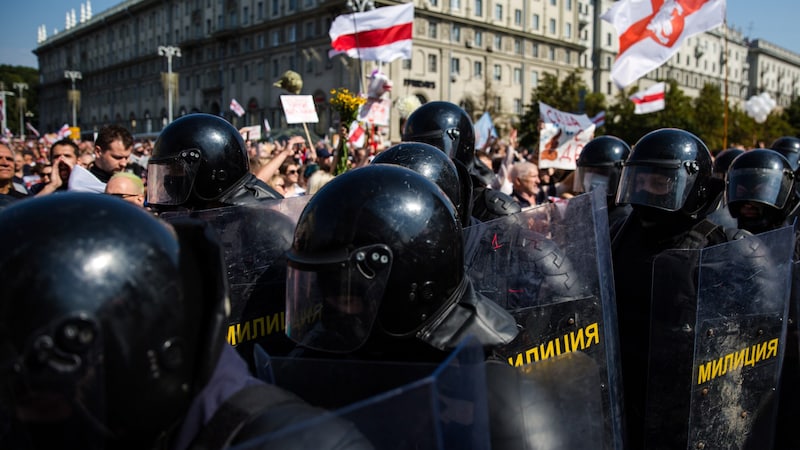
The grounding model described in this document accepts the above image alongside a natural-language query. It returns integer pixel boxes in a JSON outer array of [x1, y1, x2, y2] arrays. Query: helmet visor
[[146, 157, 199, 205], [726, 168, 792, 209], [616, 161, 692, 211], [286, 244, 393, 353], [575, 167, 612, 196]]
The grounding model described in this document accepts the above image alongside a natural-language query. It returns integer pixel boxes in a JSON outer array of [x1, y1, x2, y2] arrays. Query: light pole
[[13, 83, 28, 139], [345, 0, 374, 94], [64, 70, 82, 127], [0, 82, 13, 134], [158, 45, 181, 123]]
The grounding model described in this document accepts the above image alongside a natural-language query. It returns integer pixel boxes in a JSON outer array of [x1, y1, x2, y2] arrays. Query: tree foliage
[[518, 69, 604, 149], [0, 65, 39, 136], [520, 73, 800, 152]]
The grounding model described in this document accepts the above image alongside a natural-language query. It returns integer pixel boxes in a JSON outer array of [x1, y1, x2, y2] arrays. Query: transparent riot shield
[[646, 225, 793, 449], [160, 196, 310, 361], [233, 336, 490, 449], [465, 189, 623, 450]]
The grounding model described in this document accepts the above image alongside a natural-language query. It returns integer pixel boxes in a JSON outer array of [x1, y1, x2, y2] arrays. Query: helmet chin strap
[[416, 277, 518, 351]]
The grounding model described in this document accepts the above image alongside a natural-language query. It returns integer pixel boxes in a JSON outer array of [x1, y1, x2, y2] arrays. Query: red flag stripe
[[631, 92, 665, 104], [331, 22, 412, 51]]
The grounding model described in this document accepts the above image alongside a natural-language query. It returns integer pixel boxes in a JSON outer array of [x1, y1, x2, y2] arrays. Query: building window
[[474, 61, 483, 78], [513, 67, 522, 84], [607, 81, 612, 95], [565, 51, 571, 64], [258, 2, 264, 19], [230, 67, 236, 83], [532, 14, 539, 30], [452, 24, 461, 42], [271, 30, 281, 46], [565, 23, 571, 38], [514, 39, 522, 54], [606, 33, 612, 46], [244, 64, 249, 81], [475, 0, 482, 16], [550, 0, 556, 5], [429, 21, 438, 39], [272, 0, 279, 15], [258, 33, 265, 49], [451, 0, 460, 10], [514, 9, 522, 26], [243, 6, 249, 25], [549, 18, 556, 35], [475, 30, 483, 46], [549, 46, 556, 61], [494, 35, 502, 50], [450, 57, 460, 75], [428, 54, 438, 72], [288, 24, 296, 42], [533, 43, 539, 58], [494, 96, 501, 111], [606, 56, 612, 68], [566, 0, 572, 10], [495, 4, 503, 20], [513, 98, 522, 114], [493, 64, 501, 81], [403, 59, 412, 70], [531, 70, 539, 87]]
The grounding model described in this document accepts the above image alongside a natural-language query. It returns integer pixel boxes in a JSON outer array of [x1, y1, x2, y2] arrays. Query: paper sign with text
[[538, 102, 595, 170], [280, 95, 319, 124]]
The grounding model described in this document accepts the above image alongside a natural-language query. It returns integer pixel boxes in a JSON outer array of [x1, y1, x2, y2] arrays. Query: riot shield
[[233, 336, 490, 449], [774, 244, 800, 449], [160, 196, 310, 362], [646, 225, 793, 449], [464, 189, 624, 450]]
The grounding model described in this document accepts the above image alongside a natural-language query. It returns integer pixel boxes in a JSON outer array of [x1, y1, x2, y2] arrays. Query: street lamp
[[64, 70, 82, 127], [0, 82, 13, 134], [158, 45, 181, 124], [13, 83, 28, 139]]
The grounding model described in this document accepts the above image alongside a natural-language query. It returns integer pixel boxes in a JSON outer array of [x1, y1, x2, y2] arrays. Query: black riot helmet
[[574, 135, 631, 198], [0, 193, 228, 448], [712, 148, 745, 180], [286, 165, 515, 354], [148, 113, 251, 208], [770, 136, 800, 172], [616, 128, 713, 217], [726, 149, 796, 233], [371, 141, 470, 226], [401, 101, 476, 170]]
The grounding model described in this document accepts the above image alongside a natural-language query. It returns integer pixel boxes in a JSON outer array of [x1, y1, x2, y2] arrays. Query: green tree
[[780, 96, 800, 138], [693, 83, 725, 151], [0, 65, 39, 138], [518, 69, 604, 149]]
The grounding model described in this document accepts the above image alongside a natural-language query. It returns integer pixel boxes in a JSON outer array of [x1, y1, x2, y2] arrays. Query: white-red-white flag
[[602, 0, 726, 88], [348, 120, 366, 148], [230, 98, 245, 117], [630, 82, 666, 114], [329, 3, 413, 62], [25, 122, 40, 137], [57, 123, 71, 139]]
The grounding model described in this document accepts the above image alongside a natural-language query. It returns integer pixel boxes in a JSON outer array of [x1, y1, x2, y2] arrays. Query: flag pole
[[723, 18, 729, 150]]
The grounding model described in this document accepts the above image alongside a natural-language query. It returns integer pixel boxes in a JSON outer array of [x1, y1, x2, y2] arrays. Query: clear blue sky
[[1, 0, 798, 68]]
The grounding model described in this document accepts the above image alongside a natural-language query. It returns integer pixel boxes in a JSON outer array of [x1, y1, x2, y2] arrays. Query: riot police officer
[[612, 129, 788, 449], [0, 194, 368, 450], [147, 113, 282, 213], [286, 164, 518, 359], [726, 149, 797, 234], [401, 101, 520, 222], [574, 135, 631, 234], [706, 147, 745, 228], [725, 149, 800, 450]]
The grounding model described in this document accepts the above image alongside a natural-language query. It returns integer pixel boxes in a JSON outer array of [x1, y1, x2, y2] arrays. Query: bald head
[[105, 172, 145, 207]]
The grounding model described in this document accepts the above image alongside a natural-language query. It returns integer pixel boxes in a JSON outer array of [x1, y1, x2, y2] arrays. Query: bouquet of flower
[[329, 88, 366, 127]]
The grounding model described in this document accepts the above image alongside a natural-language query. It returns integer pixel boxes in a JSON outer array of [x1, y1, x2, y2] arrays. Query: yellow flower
[[329, 87, 366, 126]]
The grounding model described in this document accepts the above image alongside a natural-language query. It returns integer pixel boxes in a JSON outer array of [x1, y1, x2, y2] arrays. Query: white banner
[[280, 95, 320, 124], [538, 102, 595, 170]]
